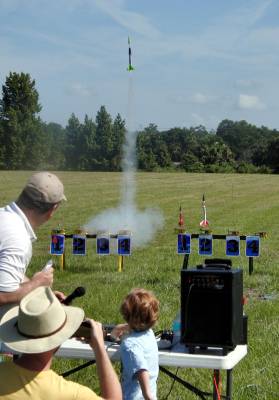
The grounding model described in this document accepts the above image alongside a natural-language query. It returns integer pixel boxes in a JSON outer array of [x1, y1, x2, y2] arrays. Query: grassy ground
[[0, 171, 278, 399]]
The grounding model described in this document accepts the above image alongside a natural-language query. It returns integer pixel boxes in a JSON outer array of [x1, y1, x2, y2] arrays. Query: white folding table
[[55, 338, 247, 400]]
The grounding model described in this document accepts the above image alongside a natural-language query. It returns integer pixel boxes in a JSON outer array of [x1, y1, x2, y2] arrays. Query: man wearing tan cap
[[0, 172, 66, 318], [0, 286, 122, 400]]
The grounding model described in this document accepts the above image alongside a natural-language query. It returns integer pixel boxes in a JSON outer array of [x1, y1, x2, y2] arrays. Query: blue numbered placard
[[50, 234, 65, 255], [96, 236, 110, 255], [72, 235, 86, 255], [198, 234, 213, 256], [226, 236, 240, 257], [246, 236, 260, 257], [118, 235, 131, 256], [177, 233, 191, 254]]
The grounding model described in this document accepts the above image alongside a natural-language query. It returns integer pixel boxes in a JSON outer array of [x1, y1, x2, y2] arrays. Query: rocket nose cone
[[200, 220, 209, 228]]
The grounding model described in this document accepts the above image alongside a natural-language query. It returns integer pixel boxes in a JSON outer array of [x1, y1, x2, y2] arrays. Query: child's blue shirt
[[120, 328, 159, 400]]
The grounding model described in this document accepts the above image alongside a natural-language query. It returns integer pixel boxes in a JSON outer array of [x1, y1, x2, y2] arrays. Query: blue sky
[[1, 0, 278, 131]]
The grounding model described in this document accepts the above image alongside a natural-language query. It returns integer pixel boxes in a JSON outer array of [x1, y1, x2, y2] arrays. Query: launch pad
[[50, 228, 132, 272]]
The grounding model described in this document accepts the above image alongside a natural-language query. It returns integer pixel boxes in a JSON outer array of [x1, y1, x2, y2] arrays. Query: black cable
[[61, 360, 96, 377], [160, 366, 210, 400], [162, 367, 179, 400], [183, 283, 194, 339], [185, 283, 194, 317]]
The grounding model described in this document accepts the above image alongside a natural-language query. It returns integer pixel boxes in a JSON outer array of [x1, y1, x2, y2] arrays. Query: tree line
[[1, 71, 279, 173]]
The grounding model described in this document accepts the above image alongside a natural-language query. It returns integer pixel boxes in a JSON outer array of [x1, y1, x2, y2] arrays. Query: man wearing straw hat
[[0, 172, 67, 319], [0, 286, 122, 400]]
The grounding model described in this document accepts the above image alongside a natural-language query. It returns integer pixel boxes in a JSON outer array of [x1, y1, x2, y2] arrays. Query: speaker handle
[[200, 258, 232, 270]]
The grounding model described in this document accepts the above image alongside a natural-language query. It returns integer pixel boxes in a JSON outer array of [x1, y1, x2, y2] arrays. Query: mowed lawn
[[1, 171, 279, 399]]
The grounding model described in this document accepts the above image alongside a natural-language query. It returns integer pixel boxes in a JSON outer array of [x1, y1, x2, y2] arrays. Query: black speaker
[[181, 266, 245, 352]]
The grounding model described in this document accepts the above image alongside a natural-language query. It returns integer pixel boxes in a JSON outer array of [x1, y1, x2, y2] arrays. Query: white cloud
[[235, 79, 259, 89], [166, 94, 186, 105], [192, 93, 210, 104], [66, 83, 97, 97], [0, 0, 27, 10], [238, 94, 266, 110], [93, 0, 161, 38], [244, 27, 279, 49], [222, 0, 273, 27]]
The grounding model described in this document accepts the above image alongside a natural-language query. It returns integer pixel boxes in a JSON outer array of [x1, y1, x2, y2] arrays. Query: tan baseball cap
[[23, 172, 67, 204]]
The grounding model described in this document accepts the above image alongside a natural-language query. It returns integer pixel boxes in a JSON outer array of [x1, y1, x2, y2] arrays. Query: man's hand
[[54, 290, 66, 302], [84, 318, 123, 400], [31, 268, 54, 287], [0, 268, 54, 306], [86, 319, 105, 350]]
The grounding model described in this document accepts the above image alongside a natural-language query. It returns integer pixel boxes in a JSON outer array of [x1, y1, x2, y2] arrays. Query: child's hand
[[111, 323, 130, 341]]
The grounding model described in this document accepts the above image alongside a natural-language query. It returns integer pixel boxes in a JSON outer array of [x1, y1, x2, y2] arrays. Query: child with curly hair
[[112, 288, 159, 400]]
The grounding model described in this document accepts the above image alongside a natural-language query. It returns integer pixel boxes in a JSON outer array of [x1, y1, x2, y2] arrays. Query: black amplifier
[[180, 265, 247, 353]]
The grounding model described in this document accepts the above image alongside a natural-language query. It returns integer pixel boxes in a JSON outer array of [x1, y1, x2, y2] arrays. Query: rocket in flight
[[127, 37, 135, 71]]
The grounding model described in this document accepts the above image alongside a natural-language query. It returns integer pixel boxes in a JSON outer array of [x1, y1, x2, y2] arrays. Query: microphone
[[62, 286, 86, 305]]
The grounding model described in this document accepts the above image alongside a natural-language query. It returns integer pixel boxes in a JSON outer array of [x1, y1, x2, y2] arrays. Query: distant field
[[1, 171, 279, 399]]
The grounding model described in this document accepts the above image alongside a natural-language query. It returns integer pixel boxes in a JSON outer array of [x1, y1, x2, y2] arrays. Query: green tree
[[161, 128, 188, 162], [111, 113, 126, 171], [64, 113, 81, 169], [81, 115, 97, 170], [137, 126, 158, 171], [22, 119, 48, 169], [0, 72, 44, 169], [41, 122, 66, 170], [216, 119, 279, 164], [181, 152, 204, 172], [201, 140, 235, 166], [0, 123, 5, 168], [95, 105, 113, 170], [265, 138, 279, 172], [137, 124, 171, 170]]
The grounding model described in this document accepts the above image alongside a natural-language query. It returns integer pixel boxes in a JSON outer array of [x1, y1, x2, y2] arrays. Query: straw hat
[[0, 287, 84, 354]]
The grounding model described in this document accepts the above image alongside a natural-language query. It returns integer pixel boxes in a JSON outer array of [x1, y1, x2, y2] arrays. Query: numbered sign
[[226, 236, 240, 257], [96, 236, 110, 255], [198, 234, 213, 256], [246, 236, 260, 257], [118, 235, 131, 256], [72, 235, 86, 255], [177, 233, 191, 254], [50, 234, 65, 255]]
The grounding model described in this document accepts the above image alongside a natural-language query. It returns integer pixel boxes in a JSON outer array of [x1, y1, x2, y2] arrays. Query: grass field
[[1, 171, 279, 399]]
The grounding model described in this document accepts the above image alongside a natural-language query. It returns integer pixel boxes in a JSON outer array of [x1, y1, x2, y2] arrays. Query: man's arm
[[0, 269, 54, 305], [137, 370, 154, 400], [87, 319, 122, 400]]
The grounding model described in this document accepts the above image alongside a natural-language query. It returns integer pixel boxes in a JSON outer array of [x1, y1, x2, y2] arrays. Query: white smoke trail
[[84, 204, 164, 248], [121, 75, 137, 209], [84, 75, 164, 248]]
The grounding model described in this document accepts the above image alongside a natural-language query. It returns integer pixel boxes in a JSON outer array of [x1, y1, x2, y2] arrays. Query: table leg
[[226, 369, 232, 400]]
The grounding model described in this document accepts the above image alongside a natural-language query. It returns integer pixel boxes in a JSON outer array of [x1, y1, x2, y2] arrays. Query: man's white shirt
[[0, 202, 36, 292]]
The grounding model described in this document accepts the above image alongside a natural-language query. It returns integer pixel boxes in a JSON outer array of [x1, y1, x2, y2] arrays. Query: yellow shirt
[[0, 361, 102, 400]]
